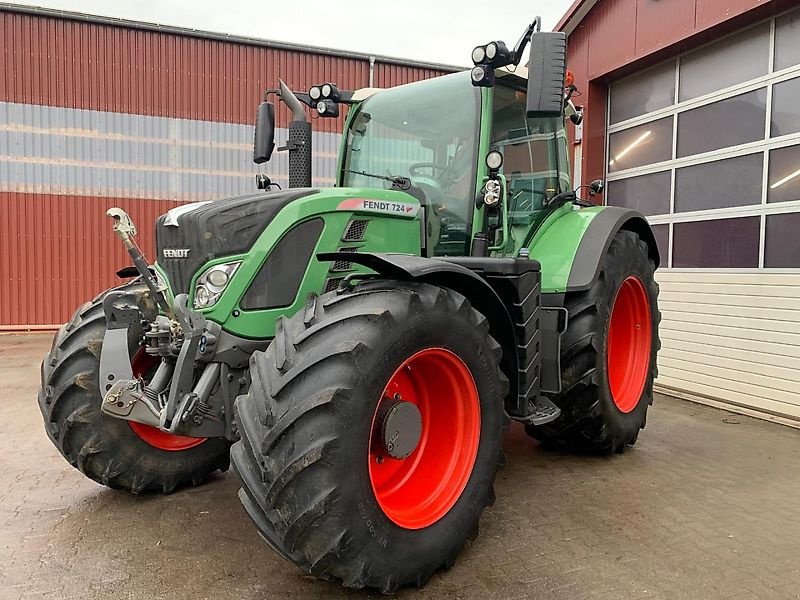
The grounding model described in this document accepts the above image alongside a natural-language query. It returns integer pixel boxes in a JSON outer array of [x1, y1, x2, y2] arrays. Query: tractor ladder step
[[513, 396, 561, 426]]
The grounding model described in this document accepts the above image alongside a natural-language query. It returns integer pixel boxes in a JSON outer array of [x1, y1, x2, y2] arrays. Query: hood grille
[[155, 189, 317, 293]]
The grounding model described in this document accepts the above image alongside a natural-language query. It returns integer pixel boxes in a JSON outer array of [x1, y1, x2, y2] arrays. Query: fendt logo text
[[163, 248, 191, 259]]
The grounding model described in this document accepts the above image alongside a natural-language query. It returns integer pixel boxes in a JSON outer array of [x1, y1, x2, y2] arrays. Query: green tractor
[[38, 21, 660, 592]]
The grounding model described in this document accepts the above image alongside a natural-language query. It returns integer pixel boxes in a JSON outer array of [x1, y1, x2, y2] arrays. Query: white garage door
[[605, 8, 800, 423]]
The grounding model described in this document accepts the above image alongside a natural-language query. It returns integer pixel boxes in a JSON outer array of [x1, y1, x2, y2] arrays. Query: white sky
[[10, 0, 574, 66]]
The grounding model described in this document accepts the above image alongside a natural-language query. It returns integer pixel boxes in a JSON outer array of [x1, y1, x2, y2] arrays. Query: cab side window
[[491, 85, 562, 222]]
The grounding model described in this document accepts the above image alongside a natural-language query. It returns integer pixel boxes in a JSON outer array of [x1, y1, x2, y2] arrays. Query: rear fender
[[529, 206, 659, 294]]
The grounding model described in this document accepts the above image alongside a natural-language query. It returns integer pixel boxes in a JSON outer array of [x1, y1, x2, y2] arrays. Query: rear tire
[[37, 283, 231, 493], [231, 280, 507, 592], [527, 229, 660, 454]]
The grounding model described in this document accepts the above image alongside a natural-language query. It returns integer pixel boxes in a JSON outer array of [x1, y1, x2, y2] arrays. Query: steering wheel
[[409, 162, 451, 178], [435, 206, 468, 225]]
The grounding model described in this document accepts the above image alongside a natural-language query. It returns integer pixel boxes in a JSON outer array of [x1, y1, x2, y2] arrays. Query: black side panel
[[484, 269, 542, 415], [156, 189, 318, 293], [566, 207, 660, 292], [240, 218, 324, 310]]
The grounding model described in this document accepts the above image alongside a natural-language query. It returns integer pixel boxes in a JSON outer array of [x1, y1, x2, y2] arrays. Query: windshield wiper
[[344, 169, 412, 191]]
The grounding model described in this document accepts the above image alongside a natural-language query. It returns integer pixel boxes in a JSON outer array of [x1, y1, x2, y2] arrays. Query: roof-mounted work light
[[307, 82, 341, 117], [470, 41, 512, 87], [471, 17, 542, 87], [315, 99, 340, 117]]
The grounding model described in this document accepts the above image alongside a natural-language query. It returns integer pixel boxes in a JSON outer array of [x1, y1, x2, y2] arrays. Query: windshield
[[341, 72, 481, 256]]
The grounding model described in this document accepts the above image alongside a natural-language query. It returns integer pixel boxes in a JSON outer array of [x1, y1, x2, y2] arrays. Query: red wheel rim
[[128, 349, 207, 451], [368, 348, 480, 530], [607, 276, 652, 413]]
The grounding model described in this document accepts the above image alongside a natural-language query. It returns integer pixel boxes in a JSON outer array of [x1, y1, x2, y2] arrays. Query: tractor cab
[[252, 21, 576, 261], [337, 68, 573, 258]]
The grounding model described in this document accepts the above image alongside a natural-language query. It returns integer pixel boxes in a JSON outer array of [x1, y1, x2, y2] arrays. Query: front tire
[[37, 283, 231, 493], [527, 229, 660, 454], [231, 281, 507, 592]]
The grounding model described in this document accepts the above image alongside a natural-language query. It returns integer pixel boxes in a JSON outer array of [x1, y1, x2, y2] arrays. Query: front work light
[[471, 65, 494, 87], [320, 82, 340, 102], [471, 40, 512, 68], [470, 40, 512, 88], [316, 99, 340, 117]]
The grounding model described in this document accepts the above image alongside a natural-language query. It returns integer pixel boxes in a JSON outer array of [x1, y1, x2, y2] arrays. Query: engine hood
[[155, 188, 319, 293]]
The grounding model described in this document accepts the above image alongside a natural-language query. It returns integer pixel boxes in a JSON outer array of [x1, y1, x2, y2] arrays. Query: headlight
[[193, 261, 241, 309]]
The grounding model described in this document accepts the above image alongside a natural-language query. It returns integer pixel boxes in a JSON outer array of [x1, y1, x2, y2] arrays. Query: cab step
[[512, 396, 561, 426]]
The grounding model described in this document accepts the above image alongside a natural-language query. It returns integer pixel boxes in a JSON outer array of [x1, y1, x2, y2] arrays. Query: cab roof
[[351, 65, 529, 101]]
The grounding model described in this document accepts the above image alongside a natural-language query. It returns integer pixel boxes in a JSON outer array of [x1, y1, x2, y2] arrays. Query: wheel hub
[[378, 398, 422, 459]]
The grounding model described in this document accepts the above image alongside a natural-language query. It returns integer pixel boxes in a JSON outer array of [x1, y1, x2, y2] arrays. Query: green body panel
[[526, 205, 605, 293], [158, 188, 421, 339]]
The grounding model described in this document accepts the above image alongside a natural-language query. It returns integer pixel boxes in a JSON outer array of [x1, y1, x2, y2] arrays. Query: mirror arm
[[511, 16, 541, 66]]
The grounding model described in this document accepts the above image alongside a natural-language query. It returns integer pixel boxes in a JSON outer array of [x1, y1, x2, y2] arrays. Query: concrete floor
[[2, 333, 800, 600]]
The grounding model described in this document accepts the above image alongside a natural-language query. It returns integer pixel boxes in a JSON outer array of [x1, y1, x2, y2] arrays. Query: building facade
[[558, 0, 800, 424], [0, 4, 453, 328]]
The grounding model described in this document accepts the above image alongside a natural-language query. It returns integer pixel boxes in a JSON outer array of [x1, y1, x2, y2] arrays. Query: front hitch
[[98, 288, 228, 439]]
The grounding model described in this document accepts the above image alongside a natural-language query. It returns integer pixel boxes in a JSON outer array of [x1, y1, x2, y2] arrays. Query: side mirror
[[589, 179, 604, 195], [526, 31, 567, 118], [253, 101, 276, 164]]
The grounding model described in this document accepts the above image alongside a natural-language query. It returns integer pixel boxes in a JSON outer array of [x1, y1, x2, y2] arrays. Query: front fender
[[529, 206, 659, 293]]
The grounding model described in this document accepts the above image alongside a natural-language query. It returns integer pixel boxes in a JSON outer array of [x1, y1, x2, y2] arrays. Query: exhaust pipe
[[279, 79, 312, 188]]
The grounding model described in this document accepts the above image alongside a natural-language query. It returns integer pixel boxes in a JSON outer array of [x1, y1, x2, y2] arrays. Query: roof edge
[[0, 2, 464, 72], [555, 0, 599, 35]]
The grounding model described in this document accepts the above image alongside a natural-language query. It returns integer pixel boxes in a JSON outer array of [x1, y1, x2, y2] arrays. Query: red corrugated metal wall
[[0, 9, 449, 328], [0, 193, 175, 326], [0, 11, 447, 131]]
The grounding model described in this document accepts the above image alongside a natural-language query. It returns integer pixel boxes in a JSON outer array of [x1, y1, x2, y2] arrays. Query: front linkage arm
[[106, 207, 173, 318]]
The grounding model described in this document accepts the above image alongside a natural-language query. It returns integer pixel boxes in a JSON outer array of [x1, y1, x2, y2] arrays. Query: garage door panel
[[656, 377, 800, 420], [660, 320, 798, 346], [659, 329, 800, 361], [655, 282, 800, 298], [656, 271, 800, 286], [660, 300, 800, 324], [660, 291, 800, 311], [659, 308, 800, 335], [657, 364, 800, 409], [659, 346, 800, 383]]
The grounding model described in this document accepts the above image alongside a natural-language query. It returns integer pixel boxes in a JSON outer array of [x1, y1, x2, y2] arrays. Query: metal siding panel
[[585, 0, 637, 78], [695, 0, 770, 29], [0, 192, 179, 326], [634, 0, 696, 56]]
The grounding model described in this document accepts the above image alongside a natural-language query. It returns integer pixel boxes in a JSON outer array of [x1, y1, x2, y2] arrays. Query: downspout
[[368, 55, 376, 87]]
